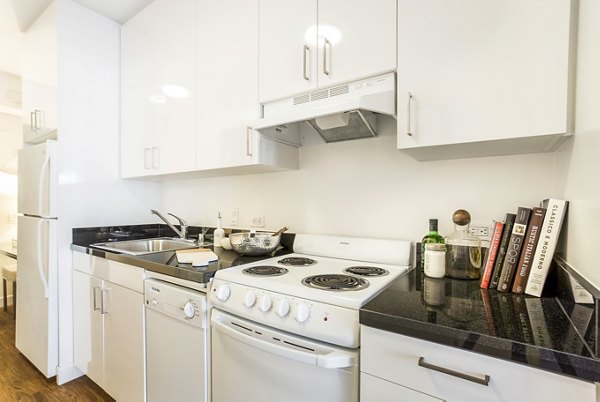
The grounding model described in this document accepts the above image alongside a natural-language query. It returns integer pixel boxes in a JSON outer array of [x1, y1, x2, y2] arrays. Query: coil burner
[[243, 266, 289, 277], [344, 266, 389, 277], [301, 274, 369, 291], [277, 257, 317, 266]]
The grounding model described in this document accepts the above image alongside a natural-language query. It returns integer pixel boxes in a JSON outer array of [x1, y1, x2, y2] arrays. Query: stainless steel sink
[[91, 238, 201, 255]]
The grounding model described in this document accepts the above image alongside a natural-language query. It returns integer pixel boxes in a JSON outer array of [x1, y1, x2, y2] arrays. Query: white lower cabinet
[[73, 253, 144, 402], [360, 325, 595, 402]]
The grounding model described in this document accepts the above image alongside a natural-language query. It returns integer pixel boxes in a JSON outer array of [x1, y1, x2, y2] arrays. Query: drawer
[[90, 255, 145, 293], [73, 251, 92, 274], [360, 325, 595, 402]]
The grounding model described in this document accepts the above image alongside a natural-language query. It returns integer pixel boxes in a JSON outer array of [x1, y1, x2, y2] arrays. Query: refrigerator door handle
[[37, 220, 49, 299], [38, 151, 51, 217]]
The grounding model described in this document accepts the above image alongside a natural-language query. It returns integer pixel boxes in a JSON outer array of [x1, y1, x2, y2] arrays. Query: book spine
[[480, 221, 505, 288], [512, 207, 546, 294], [525, 199, 569, 297], [489, 213, 517, 289], [497, 207, 532, 292]]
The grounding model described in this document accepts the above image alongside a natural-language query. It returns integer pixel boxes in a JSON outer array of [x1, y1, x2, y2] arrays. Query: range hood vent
[[255, 73, 395, 144]]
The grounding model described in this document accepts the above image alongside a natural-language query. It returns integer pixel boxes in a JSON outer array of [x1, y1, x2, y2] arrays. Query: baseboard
[[56, 364, 84, 385]]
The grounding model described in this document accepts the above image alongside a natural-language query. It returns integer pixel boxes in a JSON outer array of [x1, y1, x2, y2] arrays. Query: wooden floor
[[0, 306, 114, 401]]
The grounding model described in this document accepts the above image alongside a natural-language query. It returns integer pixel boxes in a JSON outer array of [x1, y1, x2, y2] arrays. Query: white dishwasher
[[145, 278, 208, 402]]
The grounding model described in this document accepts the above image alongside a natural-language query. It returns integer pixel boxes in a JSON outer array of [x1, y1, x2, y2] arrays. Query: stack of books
[[479, 198, 568, 297]]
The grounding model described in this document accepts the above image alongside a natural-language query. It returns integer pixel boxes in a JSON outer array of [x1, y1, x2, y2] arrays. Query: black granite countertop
[[360, 262, 600, 383], [71, 224, 293, 284]]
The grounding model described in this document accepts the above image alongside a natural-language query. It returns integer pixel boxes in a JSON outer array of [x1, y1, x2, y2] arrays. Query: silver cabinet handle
[[100, 288, 109, 315], [323, 38, 331, 76], [30, 111, 35, 131], [303, 45, 310, 81], [144, 148, 151, 169], [246, 127, 253, 157], [152, 147, 159, 169], [407, 92, 413, 136], [34, 109, 42, 130], [418, 357, 490, 386], [93, 287, 101, 311]]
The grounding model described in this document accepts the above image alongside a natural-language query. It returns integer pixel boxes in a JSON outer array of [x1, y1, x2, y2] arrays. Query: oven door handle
[[212, 316, 355, 369]]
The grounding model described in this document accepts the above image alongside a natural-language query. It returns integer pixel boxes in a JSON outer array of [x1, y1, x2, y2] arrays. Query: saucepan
[[229, 227, 288, 256]]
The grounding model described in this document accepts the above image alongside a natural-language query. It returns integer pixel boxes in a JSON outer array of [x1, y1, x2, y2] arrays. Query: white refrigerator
[[16, 140, 58, 378]]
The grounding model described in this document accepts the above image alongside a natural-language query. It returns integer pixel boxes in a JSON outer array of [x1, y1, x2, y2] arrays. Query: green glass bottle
[[421, 219, 445, 269]]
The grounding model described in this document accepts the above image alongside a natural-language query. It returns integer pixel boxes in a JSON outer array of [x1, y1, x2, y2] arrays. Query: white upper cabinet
[[259, 0, 397, 103], [22, 2, 58, 144], [121, 0, 196, 178], [121, 0, 298, 179], [396, 0, 576, 160], [259, 0, 318, 103], [196, 0, 299, 173], [317, 0, 397, 88]]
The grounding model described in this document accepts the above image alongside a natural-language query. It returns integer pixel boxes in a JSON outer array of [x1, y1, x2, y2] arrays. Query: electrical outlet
[[231, 208, 239, 226], [469, 226, 490, 238], [251, 216, 265, 228]]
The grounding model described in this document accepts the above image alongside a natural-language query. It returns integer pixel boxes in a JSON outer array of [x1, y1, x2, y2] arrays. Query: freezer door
[[17, 140, 57, 218], [15, 215, 58, 377]]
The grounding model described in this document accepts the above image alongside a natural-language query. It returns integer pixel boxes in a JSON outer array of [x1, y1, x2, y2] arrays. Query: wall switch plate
[[251, 216, 265, 228], [231, 208, 239, 226]]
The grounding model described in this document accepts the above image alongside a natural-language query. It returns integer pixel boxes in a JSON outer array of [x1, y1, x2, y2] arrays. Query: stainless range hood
[[254, 73, 396, 144]]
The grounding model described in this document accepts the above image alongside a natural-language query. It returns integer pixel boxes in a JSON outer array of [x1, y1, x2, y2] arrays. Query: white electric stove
[[209, 234, 412, 402]]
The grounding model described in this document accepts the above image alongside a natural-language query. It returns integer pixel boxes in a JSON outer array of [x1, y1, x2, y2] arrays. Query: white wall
[[0, 71, 21, 112], [0, 171, 17, 243], [554, 0, 600, 288], [56, 0, 160, 383], [162, 116, 559, 241]]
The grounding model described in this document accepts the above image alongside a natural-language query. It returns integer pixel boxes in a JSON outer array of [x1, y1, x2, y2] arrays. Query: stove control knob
[[259, 294, 272, 312], [183, 301, 195, 319], [244, 290, 257, 308], [215, 284, 231, 302], [276, 299, 290, 317], [295, 303, 310, 323]]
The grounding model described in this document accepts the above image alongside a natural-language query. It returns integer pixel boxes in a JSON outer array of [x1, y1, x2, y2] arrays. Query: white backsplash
[[161, 117, 559, 242]]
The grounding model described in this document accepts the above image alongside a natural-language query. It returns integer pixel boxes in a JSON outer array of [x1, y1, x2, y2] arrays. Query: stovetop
[[213, 253, 410, 310]]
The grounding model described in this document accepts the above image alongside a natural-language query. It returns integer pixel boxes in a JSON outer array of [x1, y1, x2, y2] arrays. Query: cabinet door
[[317, 0, 396, 87], [196, 0, 260, 170], [148, 0, 197, 175], [397, 0, 572, 152], [73, 271, 104, 388], [121, 0, 196, 177], [121, 24, 155, 178], [103, 282, 145, 402], [21, 2, 58, 143], [259, 0, 318, 102]]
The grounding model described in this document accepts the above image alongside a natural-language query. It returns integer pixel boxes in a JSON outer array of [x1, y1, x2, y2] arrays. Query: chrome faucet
[[151, 210, 189, 240]]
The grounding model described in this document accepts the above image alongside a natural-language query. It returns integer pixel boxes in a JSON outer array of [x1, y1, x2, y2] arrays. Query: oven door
[[211, 309, 359, 402]]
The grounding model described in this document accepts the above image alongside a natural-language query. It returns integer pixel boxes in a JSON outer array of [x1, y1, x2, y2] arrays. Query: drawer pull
[[418, 356, 490, 386]]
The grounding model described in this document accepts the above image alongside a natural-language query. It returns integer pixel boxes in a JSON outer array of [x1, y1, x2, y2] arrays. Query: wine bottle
[[421, 219, 445, 269]]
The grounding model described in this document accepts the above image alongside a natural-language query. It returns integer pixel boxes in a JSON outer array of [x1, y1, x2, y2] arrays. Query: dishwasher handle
[[212, 314, 355, 369]]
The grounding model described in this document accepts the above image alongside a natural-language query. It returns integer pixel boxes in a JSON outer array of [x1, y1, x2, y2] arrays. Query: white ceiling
[[1, 0, 155, 76], [69, 0, 155, 24]]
